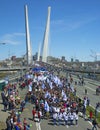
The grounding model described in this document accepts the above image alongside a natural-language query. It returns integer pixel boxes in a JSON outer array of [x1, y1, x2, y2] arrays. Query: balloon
[[19, 112, 21, 114], [30, 124, 32, 127]]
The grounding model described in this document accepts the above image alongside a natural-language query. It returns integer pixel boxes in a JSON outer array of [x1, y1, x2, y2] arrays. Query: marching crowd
[[0, 65, 99, 130]]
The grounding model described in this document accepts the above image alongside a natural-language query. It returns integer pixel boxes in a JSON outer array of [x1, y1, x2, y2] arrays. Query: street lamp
[[0, 43, 6, 61]]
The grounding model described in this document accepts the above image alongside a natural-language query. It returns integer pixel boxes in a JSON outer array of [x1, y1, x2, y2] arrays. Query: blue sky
[[0, 0, 100, 62]]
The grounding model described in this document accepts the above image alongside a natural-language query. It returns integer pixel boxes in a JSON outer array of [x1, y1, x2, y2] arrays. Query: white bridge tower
[[25, 5, 33, 65], [42, 6, 51, 62]]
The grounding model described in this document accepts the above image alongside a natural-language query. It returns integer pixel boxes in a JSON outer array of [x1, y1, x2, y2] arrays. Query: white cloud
[[51, 20, 64, 25], [68, 17, 97, 31], [51, 16, 98, 32], [13, 33, 25, 36], [0, 39, 21, 45], [0, 32, 25, 45]]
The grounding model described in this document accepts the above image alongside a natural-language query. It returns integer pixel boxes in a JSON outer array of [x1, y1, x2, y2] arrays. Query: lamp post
[[0, 43, 6, 60]]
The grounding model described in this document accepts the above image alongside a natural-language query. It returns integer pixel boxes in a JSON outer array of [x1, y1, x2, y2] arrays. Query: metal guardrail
[[0, 67, 27, 71], [42, 62, 100, 74]]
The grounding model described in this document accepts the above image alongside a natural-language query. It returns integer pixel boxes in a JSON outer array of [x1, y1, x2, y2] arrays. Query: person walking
[[36, 122, 41, 130], [70, 112, 74, 126], [32, 107, 36, 121], [95, 102, 100, 118], [74, 111, 79, 126], [89, 110, 93, 121], [92, 118, 98, 130], [6, 116, 12, 130], [52, 110, 57, 126], [85, 88, 87, 95], [64, 113, 69, 128], [23, 118, 30, 130], [58, 111, 63, 126], [4, 97, 8, 112]]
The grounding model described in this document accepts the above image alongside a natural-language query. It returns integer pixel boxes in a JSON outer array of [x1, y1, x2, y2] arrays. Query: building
[[61, 56, 66, 62]]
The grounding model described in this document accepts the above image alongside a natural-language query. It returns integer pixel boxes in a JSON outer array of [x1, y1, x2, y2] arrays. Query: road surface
[[71, 74, 100, 111]]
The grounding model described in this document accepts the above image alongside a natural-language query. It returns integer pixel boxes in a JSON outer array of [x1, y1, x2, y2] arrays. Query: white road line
[[73, 76, 96, 92], [85, 85, 95, 92], [88, 120, 92, 126]]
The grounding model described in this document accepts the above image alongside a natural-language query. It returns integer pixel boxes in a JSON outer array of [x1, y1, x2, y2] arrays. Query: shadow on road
[[28, 118, 33, 121], [48, 122, 54, 125]]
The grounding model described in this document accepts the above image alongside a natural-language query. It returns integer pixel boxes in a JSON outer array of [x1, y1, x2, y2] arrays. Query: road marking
[[88, 120, 92, 126], [85, 86, 95, 92], [36, 122, 41, 130], [72, 76, 96, 92]]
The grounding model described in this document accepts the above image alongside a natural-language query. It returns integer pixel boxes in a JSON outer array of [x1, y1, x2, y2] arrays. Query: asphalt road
[[21, 102, 92, 130], [0, 70, 99, 130], [71, 74, 100, 111], [18, 84, 93, 130]]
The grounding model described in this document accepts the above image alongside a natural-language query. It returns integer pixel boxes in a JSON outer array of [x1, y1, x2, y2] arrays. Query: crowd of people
[[0, 65, 99, 130]]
